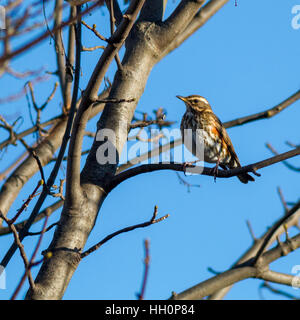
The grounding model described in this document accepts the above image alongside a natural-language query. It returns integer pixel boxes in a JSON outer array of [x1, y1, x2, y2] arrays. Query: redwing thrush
[[177, 95, 254, 184]]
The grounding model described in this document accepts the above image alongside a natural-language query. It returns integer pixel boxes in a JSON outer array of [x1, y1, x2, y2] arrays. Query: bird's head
[[176, 95, 212, 113]]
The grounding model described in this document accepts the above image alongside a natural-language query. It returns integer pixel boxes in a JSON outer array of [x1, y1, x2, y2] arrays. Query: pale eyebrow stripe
[[197, 97, 209, 104]]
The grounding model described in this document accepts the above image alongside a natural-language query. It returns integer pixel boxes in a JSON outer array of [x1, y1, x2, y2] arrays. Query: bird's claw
[[182, 160, 201, 176]]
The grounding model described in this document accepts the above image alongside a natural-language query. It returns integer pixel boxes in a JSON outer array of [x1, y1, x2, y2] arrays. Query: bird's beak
[[176, 95, 186, 102]]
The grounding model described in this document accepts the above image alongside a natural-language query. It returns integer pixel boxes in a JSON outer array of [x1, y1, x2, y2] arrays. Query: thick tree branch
[[107, 147, 300, 192], [208, 199, 300, 299], [67, 0, 146, 200], [171, 232, 300, 300], [155, 0, 205, 51], [162, 0, 229, 57], [25, 0, 147, 300], [139, 0, 167, 22]]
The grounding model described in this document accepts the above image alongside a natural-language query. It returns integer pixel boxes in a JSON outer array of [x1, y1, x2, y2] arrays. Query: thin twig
[[81, 205, 169, 258], [0, 211, 35, 295], [106, 0, 123, 70], [11, 215, 49, 300], [277, 187, 289, 214], [27, 221, 59, 236], [81, 20, 107, 41], [8, 180, 43, 225], [224, 89, 300, 128], [253, 200, 300, 265], [130, 119, 175, 129], [0, 199, 63, 237], [266, 143, 300, 172], [175, 172, 201, 193], [260, 282, 300, 300], [95, 97, 135, 104], [138, 239, 150, 300], [0, 1, 103, 64], [82, 45, 105, 51], [246, 220, 257, 242]]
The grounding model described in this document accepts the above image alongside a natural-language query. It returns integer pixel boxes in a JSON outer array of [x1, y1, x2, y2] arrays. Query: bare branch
[[8, 180, 43, 225], [80, 205, 169, 258], [105, 0, 123, 70], [81, 20, 107, 41], [11, 215, 49, 300], [138, 239, 150, 300], [253, 200, 300, 265], [0, 5, 83, 269], [260, 281, 300, 300], [82, 45, 105, 51], [139, 0, 167, 22], [225, 89, 300, 128], [106, 146, 300, 192], [277, 187, 289, 214], [0, 200, 63, 237], [0, 1, 103, 64], [67, 0, 146, 196], [130, 119, 175, 129], [266, 143, 300, 172], [246, 220, 257, 242], [0, 211, 35, 295], [162, 0, 229, 57], [53, 0, 67, 102], [171, 232, 300, 300], [117, 89, 300, 173]]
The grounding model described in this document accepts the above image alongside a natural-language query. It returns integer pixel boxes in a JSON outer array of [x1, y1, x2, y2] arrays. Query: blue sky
[[0, 0, 300, 300]]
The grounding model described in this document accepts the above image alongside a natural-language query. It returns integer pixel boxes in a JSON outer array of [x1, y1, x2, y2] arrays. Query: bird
[[177, 94, 254, 184]]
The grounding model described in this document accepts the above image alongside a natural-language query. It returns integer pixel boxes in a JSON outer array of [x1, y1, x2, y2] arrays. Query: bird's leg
[[210, 157, 220, 182]]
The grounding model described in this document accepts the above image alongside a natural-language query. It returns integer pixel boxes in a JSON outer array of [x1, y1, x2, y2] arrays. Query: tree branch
[[0, 1, 103, 64], [25, 0, 147, 300], [0, 5, 83, 269], [0, 200, 63, 237], [253, 199, 300, 265], [161, 0, 229, 57], [224, 89, 300, 128], [117, 89, 300, 173], [139, 0, 167, 22], [208, 199, 300, 300], [80, 205, 168, 258], [107, 146, 300, 192], [171, 232, 300, 300], [155, 0, 205, 51], [53, 0, 66, 104]]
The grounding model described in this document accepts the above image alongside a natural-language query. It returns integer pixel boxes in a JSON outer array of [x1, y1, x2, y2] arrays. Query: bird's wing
[[210, 112, 241, 167]]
